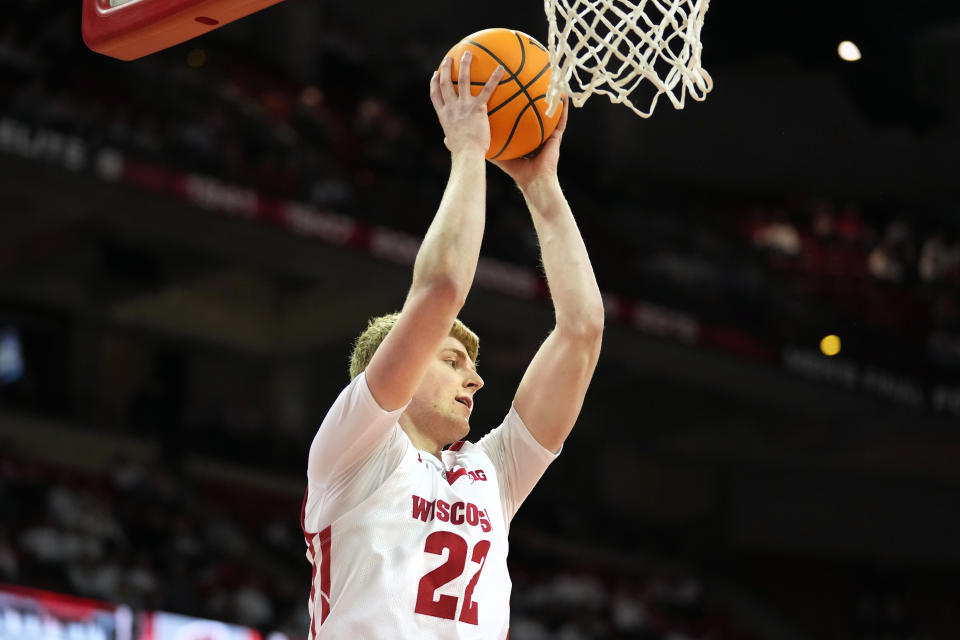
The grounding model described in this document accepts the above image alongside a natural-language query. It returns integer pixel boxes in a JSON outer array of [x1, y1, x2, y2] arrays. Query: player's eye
[[445, 359, 457, 368]]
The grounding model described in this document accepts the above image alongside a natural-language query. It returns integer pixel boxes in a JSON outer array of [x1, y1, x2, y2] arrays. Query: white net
[[544, 0, 713, 117]]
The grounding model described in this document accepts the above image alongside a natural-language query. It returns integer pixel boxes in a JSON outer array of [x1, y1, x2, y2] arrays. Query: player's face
[[405, 336, 484, 445]]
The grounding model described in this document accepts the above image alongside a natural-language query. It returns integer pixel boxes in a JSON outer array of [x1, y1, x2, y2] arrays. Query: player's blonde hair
[[349, 312, 479, 380]]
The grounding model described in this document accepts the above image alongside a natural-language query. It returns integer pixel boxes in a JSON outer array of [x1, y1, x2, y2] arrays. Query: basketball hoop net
[[544, 0, 713, 117]]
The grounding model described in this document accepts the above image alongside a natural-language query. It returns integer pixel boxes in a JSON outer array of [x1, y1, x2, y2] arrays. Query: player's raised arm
[[363, 55, 505, 412], [492, 100, 604, 452]]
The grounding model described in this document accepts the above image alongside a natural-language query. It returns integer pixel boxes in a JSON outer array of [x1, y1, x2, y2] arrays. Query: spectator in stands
[[834, 203, 871, 246], [610, 580, 649, 635], [754, 208, 801, 256], [124, 551, 160, 607], [233, 577, 275, 627], [67, 549, 122, 601], [919, 231, 956, 283], [509, 615, 551, 639], [811, 198, 837, 241], [867, 238, 904, 282], [884, 219, 917, 279], [0, 531, 18, 581], [170, 515, 204, 560], [19, 515, 66, 567]]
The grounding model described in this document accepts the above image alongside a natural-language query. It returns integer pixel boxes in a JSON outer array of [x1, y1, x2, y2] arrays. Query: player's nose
[[464, 369, 483, 392]]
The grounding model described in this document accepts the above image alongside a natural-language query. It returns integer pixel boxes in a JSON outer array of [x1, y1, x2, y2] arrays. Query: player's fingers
[[477, 65, 504, 104], [457, 51, 472, 100], [429, 70, 444, 111], [554, 95, 570, 135], [439, 57, 456, 104]]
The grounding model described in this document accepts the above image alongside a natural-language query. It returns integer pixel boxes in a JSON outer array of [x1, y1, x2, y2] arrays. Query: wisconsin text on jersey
[[411, 495, 493, 532], [413, 445, 494, 532]]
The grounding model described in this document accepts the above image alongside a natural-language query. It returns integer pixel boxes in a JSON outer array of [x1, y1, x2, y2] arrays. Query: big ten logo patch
[[444, 468, 488, 485]]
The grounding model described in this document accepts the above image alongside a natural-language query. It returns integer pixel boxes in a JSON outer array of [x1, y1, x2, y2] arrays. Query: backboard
[[82, 0, 287, 61]]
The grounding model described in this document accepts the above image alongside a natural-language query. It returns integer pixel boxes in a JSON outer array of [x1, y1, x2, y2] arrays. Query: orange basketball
[[442, 28, 563, 160]]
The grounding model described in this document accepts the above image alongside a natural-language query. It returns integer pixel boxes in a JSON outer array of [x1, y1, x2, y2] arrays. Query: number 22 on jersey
[[415, 532, 490, 625]]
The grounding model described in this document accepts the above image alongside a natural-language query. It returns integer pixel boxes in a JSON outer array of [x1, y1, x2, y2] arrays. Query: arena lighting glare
[[820, 334, 842, 357], [838, 40, 862, 62]]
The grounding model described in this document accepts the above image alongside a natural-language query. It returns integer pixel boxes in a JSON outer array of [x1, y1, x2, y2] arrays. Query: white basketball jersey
[[302, 372, 558, 639]]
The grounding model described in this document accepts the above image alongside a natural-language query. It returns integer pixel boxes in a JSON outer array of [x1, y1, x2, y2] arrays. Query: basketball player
[[302, 51, 604, 638]]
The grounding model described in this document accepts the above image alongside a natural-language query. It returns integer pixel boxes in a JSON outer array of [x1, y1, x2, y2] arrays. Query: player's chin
[[442, 425, 469, 450], [451, 416, 470, 439]]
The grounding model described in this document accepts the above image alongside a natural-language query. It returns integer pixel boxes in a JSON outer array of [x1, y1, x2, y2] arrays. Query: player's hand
[[430, 51, 504, 157], [491, 96, 569, 191]]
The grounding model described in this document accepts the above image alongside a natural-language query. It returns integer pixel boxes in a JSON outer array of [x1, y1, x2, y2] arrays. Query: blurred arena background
[[2, 0, 960, 638]]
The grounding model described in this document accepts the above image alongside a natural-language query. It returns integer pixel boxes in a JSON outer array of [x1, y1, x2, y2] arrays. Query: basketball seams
[[512, 32, 546, 148], [490, 96, 538, 160], [487, 61, 551, 118], [469, 32, 547, 156], [526, 36, 548, 53], [464, 38, 525, 97]]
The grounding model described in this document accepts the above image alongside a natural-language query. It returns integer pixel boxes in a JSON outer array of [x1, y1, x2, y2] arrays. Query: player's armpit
[[364, 282, 463, 412], [476, 405, 561, 524]]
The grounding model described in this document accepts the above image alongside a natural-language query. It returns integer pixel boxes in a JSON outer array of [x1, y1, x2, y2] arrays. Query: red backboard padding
[[82, 0, 287, 61]]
